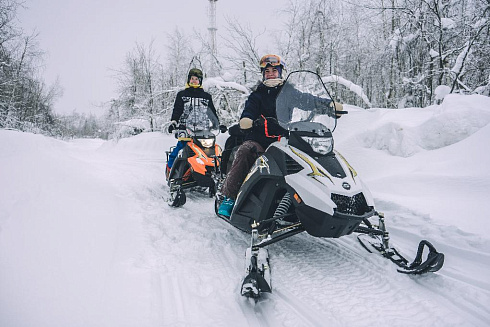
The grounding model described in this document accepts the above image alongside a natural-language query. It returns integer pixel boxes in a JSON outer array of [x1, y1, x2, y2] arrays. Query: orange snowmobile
[[166, 116, 226, 207]]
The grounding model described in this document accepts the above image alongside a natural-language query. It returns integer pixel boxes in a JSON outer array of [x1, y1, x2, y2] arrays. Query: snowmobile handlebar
[[173, 123, 227, 140]]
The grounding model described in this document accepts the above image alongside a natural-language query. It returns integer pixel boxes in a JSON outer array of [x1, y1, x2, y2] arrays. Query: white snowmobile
[[215, 70, 444, 299]]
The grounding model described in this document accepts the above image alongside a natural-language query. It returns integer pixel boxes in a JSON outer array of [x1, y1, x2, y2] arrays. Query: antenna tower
[[208, 0, 218, 76]]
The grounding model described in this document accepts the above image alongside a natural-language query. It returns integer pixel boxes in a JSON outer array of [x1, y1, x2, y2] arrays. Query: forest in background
[[1, 0, 489, 139]]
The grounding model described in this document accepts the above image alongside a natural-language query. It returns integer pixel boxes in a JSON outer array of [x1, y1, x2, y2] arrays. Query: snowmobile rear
[[215, 71, 445, 299]]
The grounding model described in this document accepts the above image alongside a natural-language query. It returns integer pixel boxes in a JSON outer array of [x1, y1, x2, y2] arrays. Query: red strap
[[261, 115, 281, 140]]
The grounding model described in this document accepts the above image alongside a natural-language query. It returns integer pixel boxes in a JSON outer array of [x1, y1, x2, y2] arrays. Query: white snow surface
[[203, 77, 250, 95], [451, 43, 471, 75], [435, 85, 451, 100], [1, 94, 490, 327]]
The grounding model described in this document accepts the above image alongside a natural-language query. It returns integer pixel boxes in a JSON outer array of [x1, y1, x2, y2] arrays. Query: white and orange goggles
[[259, 54, 286, 69]]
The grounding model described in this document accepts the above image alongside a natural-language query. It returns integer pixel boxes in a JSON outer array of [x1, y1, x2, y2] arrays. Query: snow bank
[[99, 131, 169, 155], [0, 131, 167, 327], [359, 94, 490, 157]]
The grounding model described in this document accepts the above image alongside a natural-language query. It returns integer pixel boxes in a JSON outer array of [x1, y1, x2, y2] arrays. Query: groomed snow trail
[[99, 133, 490, 326], [1, 130, 489, 327]]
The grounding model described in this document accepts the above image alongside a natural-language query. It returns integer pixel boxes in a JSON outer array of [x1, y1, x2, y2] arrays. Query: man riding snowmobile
[[215, 69, 444, 299], [218, 54, 344, 217]]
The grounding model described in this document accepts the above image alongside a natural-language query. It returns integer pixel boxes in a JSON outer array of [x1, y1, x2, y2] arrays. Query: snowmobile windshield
[[181, 98, 219, 134], [276, 71, 337, 132]]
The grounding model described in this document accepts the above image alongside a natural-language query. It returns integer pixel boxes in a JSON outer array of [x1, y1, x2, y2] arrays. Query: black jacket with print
[[171, 87, 218, 126]]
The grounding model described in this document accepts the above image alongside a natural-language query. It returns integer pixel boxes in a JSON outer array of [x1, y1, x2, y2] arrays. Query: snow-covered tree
[[220, 18, 262, 85], [275, 0, 489, 108], [203, 75, 250, 126], [111, 41, 165, 133], [0, 0, 60, 134], [164, 28, 194, 88]]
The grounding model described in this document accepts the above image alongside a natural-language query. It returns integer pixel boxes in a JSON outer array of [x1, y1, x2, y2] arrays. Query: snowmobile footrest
[[254, 227, 305, 249]]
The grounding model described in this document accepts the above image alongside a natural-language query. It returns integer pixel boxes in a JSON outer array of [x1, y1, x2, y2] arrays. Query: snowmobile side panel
[[284, 173, 336, 215], [190, 168, 215, 187], [167, 157, 188, 186], [230, 178, 288, 232], [230, 153, 288, 232]]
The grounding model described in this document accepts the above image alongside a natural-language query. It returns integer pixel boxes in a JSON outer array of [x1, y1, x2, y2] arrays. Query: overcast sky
[[18, 0, 282, 115]]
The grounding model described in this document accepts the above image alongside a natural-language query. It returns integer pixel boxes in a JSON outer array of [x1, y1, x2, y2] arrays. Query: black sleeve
[[207, 93, 219, 125], [171, 91, 184, 122], [289, 86, 333, 116], [240, 91, 261, 121]]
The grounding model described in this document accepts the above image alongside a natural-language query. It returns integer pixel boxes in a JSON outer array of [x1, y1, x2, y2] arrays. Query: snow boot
[[218, 197, 235, 218]]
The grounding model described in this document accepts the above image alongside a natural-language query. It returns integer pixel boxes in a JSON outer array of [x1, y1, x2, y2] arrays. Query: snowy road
[[111, 132, 490, 327]]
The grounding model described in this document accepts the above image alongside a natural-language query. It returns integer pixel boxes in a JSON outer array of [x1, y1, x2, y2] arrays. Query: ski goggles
[[259, 54, 285, 69]]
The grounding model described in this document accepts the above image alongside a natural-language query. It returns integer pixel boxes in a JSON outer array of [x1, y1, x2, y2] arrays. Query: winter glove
[[240, 117, 253, 130], [330, 102, 347, 119], [239, 117, 253, 135], [228, 124, 244, 136], [167, 120, 177, 133], [219, 124, 228, 133]]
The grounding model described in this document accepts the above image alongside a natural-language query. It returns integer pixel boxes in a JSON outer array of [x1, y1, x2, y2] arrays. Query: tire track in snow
[[170, 192, 334, 326], [262, 290, 342, 327], [132, 183, 191, 326], [376, 201, 490, 325], [151, 273, 189, 327], [145, 187, 273, 326], [124, 180, 213, 326], [265, 232, 472, 327], [149, 273, 164, 325]]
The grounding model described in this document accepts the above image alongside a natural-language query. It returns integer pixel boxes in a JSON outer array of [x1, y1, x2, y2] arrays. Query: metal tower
[[208, 0, 218, 76]]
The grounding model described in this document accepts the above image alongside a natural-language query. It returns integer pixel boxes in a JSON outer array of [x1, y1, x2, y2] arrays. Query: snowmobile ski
[[168, 183, 186, 207], [241, 230, 272, 299], [357, 234, 445, 275]]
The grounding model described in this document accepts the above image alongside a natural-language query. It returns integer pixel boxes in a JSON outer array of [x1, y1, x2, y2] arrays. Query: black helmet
[[187, 68, 203, 85]]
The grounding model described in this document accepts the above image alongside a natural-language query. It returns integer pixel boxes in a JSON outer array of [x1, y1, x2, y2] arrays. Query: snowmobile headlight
[[301, 136, 333, 155], [198, 138, 215, 148]]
